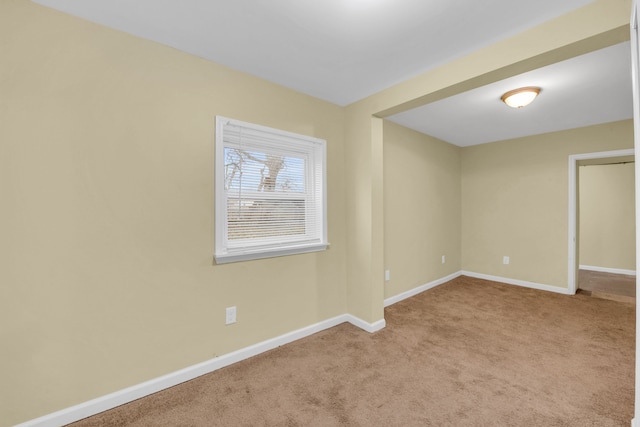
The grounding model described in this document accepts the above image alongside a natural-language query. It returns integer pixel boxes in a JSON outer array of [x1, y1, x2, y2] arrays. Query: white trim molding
[[461, 271, 574, 295], [579, 264, 636, 276], [630, 4, 640, 423], [382, 270, 572, 308], [347, 316, 386, 333], [214, 116, 328, 265], [15, 314, 384, 427], [384, 271, 462, 307]]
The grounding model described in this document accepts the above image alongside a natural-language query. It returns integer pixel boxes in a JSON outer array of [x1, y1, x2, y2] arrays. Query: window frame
[[214, 116, 328, 264]]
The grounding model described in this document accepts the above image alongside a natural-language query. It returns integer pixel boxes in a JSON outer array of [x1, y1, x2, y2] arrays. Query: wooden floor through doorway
[[578, 269, 635, 304]]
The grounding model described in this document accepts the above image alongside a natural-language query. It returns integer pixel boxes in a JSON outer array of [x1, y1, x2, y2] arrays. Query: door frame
[[629, 1, 639, 425], [567, 148, 635, 295]]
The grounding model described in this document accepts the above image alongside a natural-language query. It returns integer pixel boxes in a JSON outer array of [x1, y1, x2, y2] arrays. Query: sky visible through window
[[224, 148, 305, 194]]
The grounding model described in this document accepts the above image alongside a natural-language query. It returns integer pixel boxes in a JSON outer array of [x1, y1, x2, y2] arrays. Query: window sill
[[214, 242, 329, 264]]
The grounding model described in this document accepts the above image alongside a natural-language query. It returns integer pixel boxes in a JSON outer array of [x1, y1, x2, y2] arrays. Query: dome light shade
[[501, 87, 541, 108]]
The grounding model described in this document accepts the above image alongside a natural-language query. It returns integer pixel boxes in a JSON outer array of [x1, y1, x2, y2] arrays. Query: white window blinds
[[214, 117, 328, 263]]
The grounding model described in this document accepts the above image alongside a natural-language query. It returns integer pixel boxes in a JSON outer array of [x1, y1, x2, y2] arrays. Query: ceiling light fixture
[[500, 87, 541, 109]]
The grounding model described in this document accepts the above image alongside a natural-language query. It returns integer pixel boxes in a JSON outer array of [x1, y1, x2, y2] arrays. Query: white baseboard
[[631, 417, 637, 427], [12, 269, 598, 427], [461, 271, 574, 295], [383, 271, 572, 308], [347, 316, 386, 333], [15, 314, 384, 427], [579, 264, 636, 276], [384, 271, 462, 307]]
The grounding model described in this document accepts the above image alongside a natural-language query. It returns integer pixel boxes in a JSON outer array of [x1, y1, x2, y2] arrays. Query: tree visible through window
[[215, 117, 328, 263], [224, 148, 305, 240]]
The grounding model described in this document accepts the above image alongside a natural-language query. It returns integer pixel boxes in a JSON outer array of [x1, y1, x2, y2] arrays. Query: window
[[214, 116, 328, 264]]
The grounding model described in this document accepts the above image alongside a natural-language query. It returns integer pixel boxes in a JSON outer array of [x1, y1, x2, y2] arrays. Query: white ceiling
[[388, 42, 634, 146], [33, 0, 633, 146]]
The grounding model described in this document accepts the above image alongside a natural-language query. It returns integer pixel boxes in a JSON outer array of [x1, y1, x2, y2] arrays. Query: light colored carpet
[[69, 276, 635, 426]]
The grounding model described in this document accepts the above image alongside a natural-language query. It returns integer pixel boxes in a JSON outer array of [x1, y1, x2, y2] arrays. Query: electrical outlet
[[442, 255, 446, 264], [385, 270, 390, 281], [226, 306, 237, 325], [503, 256, 510, 265]]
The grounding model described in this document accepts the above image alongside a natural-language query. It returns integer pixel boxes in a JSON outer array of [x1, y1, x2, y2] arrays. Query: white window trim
[[214, 116, 328, 264]]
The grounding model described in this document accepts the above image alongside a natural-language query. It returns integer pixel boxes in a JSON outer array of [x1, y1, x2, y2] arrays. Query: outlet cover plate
[[226, 306, 237, 325]]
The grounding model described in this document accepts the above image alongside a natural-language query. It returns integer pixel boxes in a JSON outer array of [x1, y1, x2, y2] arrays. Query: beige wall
[[1, 1, 348, 424], [461, 121, 634, 289], [343, 0, 630, 325], [344, 111, 385, 323], [3, 0, 633, 424], [383, 121, 461, 298], [579, 162, 636, 271]]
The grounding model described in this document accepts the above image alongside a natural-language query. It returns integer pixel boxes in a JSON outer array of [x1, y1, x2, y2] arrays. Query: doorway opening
[[577, 155, 636, 302], [568, 149, 635, 295]]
